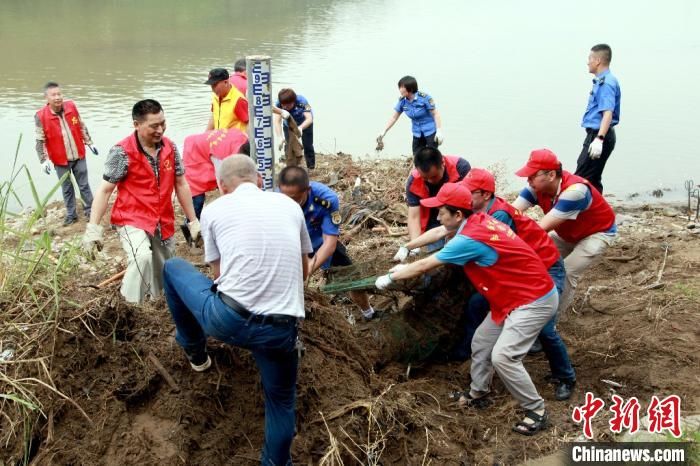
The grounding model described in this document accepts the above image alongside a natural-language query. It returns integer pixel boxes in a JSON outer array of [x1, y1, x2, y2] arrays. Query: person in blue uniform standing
[[274, 88, 316, 169], [575, 43, 621, 193], [377, 76, 444, 155], [278, 166, 381, 321]]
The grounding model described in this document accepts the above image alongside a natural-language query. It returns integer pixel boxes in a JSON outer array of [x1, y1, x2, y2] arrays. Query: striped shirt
[[200, 183, 313, 318], [515, 183, 617, 234]]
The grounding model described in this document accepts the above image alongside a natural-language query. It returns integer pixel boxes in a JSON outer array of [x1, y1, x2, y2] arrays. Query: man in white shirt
[[162, 154, 312, 466]]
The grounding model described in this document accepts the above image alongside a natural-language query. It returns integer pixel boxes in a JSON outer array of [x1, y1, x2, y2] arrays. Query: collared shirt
[[394, 91, 436, 136], [275, 95, 312, 126], [34, 108, 92, 163], [201, 183, 313, 318], [516, 183, 618, 234], [581, 69, 621, 129], [485, 197, 515, 230], [302, 181, 341, 252], [102, 132, 185, 184], [435, 219, 498, 267]]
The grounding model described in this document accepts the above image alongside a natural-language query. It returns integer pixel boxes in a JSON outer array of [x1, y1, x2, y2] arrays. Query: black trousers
[[575, 127, 616, 194], [412, 132, 437, 155]]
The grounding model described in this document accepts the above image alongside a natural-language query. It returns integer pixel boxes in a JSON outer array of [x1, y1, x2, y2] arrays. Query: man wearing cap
[[396, 168, 576, 400], [81, 99, 200, 304], [278, 166, 380, 321], [575, 44, 621, 194], [35, 81, 98, 225], [394, 147, 470, 259], [376, 183, 557, 435], [205, 68, 249, 132], [514, 149, 616, 316]]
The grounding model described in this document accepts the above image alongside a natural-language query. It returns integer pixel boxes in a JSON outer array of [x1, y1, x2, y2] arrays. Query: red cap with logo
[[461, 168, 496, 193], [515, 149, 561, 177], [420, 183, 473, 210]]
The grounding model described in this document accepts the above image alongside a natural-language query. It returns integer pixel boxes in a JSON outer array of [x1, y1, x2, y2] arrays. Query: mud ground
[[3, 155, 699, 465]]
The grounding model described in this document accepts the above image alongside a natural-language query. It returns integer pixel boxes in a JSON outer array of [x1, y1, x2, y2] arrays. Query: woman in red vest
[[376, 183, 557, 436], [81, 100, 200, 304], [513, 149, 617, 315]]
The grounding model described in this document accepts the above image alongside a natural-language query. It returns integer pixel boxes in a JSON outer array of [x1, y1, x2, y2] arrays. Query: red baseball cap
[[461, 168, 496, 193], [515, 149, 561, 177], [420, 183, 473, 210]]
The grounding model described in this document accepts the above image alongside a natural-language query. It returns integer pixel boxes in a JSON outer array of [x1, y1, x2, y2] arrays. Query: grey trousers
[[470, 288, 558, 411], [117, 225, 176, 304], [54, 158, 93, 219], [549, 231, 616, 314]]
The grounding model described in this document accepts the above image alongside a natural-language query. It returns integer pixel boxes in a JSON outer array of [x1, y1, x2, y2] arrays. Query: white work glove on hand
[[280, 110, 290, 120], [588, 138, 603, 160], [188, 219, 201, 243], [393, 245, 410, 262], [375, 273, 393, 290], [82, 223, 104, 253], [42, 159, 53, 175], [434, 129, 444, 146]]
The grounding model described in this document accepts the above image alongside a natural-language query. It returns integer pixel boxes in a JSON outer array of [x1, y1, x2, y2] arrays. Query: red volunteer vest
[[110, 133, 177, 239], [36, 101, 86, 165], [460, 213, 554, 325], [488, 197, 560, 269], [183, 129, 248, 196], [408, 155, 463, 232], [536, 171, 616, 243]]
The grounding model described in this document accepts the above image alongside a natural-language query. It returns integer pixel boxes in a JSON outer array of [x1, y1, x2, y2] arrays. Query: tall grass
[[0, 135, 89, 464]]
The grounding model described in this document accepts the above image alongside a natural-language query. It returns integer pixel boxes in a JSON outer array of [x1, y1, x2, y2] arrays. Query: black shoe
[[528, 339, 543, 354], [63, 217, 78, 226], [555, 379, 575, 401], [185, 348, 211, 372]]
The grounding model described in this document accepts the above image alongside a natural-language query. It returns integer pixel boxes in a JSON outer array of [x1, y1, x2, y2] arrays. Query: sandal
[[512, 409, 549, 436], [448, 391, 492, 409]]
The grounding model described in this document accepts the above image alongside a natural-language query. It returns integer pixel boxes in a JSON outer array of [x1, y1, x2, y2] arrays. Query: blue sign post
[[245, 56, 275, 190]]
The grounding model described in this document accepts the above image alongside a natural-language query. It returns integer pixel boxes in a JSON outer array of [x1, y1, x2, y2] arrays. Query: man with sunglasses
[[513, 149, 616, 316]]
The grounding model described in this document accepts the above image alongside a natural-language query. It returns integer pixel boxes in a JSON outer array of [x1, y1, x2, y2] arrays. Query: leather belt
[[217, 292, 297, 327]]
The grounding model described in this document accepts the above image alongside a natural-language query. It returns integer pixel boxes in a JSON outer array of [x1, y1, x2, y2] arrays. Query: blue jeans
[[162, 258, 298, 466], [192, 193, 205, 220], [457, 258, 576, 382]]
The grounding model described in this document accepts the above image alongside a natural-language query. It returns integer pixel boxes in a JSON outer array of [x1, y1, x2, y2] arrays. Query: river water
[[1, 0, 699, 208]]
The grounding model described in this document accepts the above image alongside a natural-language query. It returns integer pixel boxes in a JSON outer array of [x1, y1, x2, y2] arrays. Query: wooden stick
[[147, 353, 180, 392], [96, 270, 126, 289]]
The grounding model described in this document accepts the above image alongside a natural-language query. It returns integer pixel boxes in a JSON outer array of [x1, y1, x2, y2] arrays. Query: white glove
[[42, 159, 53, 175], [393, 245, 410, 262], [280, 109, 290, 120], [588, 138, 603, 160], [188, 219, 201, 243], [389, 263, 408, 273], [409, 247, 420, 256], [82, 223, 104, 253], [375, 274, 393, 290], [434, 129, 444, 146]]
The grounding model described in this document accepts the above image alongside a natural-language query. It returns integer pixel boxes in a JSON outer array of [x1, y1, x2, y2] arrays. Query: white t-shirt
[[200, 182, 313, 318]]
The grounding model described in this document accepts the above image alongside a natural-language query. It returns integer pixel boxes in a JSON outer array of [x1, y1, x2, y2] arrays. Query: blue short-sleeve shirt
[[581, 69, 621, 129], [393, 91, 437, 137], [276, 95, 313, 126], [302, 181, 341, 251]]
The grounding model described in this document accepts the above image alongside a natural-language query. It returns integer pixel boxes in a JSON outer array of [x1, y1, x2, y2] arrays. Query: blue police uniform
[[302, 181, 350, 270], [277, 95, 316, 169], [394, 92, 438, 154]]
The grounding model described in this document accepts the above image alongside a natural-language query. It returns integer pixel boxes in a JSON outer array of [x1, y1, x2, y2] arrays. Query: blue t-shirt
[[485, 197, 516, 231], [394, 92, 436, 137], [302, 181, 340, 252], [435, 232, 498, 267], [581, 69, 621, 129], [276, 95, 312, 126]]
